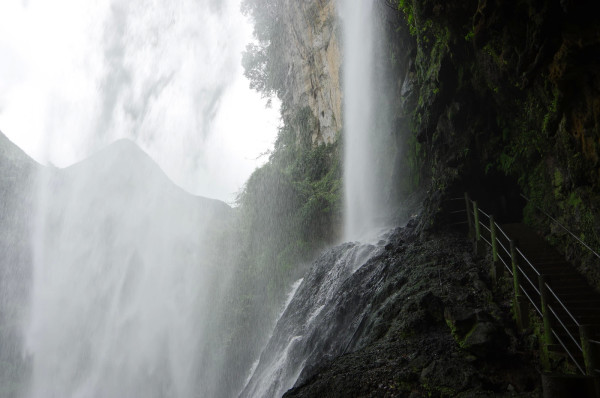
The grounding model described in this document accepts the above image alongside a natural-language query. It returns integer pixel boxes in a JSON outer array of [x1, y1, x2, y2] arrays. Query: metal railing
[[459, 193, 600, 376]]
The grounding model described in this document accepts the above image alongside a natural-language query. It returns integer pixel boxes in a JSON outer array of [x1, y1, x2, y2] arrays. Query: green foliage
[[464, 29, 475, 42], [230, 4, 344, 363], [396, 0, 417, 36], [236, 107, 341, 300], [220, 107, 342, 378], [541, 88, 560, 134], [497, 91, 549, 180], [241, 0, 287, 99]]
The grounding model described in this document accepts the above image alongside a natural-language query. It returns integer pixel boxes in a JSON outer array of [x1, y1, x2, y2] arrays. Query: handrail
[[519, 284, 542, 316], [521, 194, 600, 261], [548, 304, 582, 351], [515, 248, 540, 276], [552, 329, 586, 374], [478, 208, 491, 219], [461, 194, 599, 375], [497, 239, 511, 257], [546, 283, 580, 327], [496, 225, 511, 243], [481, 236, 492, 247], [517, 265, 540, 296], [499, 256, 511, 274]]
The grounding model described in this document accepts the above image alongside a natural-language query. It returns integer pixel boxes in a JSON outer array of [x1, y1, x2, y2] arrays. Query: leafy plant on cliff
[[241, 0, 287, 100], [239, 0, 342, 290], [236, 107, 341, 292], [222, 106, 341, 393], [396, 0, 417, 36]]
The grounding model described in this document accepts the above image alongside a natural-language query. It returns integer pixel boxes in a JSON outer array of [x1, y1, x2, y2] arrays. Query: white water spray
[[341, 0, 381, 241], [25, 141, 233, 397], [0, 1, 282, 396]]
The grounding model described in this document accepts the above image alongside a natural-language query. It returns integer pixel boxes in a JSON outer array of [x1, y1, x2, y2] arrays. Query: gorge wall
[[238, 0, 600, 394], [248, 0, 600, 291], [395, 0, 600, 288], [278, 0, 342, 145], [2, 0, 599, 396], [254, 0, 600, 291], [242, 0, 342, 146]]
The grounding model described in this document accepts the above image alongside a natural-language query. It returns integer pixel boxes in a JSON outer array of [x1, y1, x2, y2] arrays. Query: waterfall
[[239, 238, 387, 397], [238, 1, 405, 395], [342, 0, 401, 241], [341, 0, 380, 240], [25, 141, 234, 397]]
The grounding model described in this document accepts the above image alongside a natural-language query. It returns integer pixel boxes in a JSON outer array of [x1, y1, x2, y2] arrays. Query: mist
[[0, 0, 280, 202]]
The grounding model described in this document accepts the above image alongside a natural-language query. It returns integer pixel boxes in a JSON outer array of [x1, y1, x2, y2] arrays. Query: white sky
[[0, 0, 280, 203]]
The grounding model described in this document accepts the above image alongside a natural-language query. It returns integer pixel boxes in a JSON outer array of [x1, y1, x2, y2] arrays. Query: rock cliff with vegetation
[[2, 0, 599, 396], [397, 0, 600, 289], [234, 0, 600, 396], [242, 0, 342, 145]]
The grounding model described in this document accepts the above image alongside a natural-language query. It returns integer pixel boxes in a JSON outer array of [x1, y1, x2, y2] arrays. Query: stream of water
[[341, 0, 380, 241]]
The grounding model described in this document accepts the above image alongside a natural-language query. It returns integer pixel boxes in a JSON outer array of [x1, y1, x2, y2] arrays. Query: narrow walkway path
[[500, 223, 600, 368]]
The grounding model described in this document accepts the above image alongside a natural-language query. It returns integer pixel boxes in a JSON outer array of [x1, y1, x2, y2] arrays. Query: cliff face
[[283, 226, 541, 397], [279, 0, 342, 145], [245, 1, 600, 393], [393, 0, 600, 288]]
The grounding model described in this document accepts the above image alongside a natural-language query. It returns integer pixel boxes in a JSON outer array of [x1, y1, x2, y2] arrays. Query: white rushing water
[[26, 141, 234, 397], [341, 0, 381, 241], [239, 241, 384, 398]]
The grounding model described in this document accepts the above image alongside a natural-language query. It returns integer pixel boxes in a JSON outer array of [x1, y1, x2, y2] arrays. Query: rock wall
[[280, 0, 342, 145], [394, 0, 600, 288], [283, 225, 541, 397]]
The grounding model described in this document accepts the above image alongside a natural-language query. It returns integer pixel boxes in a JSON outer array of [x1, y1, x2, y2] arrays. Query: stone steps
[[499, 223, 600, 375]]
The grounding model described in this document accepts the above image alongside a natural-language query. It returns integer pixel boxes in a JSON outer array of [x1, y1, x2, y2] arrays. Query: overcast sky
[[0, 0, 280, 203]]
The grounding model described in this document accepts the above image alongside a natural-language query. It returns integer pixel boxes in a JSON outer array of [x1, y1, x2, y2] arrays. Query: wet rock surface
[[283, 222, 541, 397]]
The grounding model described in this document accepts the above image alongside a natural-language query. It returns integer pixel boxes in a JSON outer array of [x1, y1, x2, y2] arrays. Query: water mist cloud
[[0, 0, 280, 201]]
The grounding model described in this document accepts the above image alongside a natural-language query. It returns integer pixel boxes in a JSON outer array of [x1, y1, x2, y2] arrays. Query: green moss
[[445, 318, 457, 337], [542, 89, 560, 134], [482, 43, 506, 68], [464, 29, 474, 42], [396, 0, 417, 36], [445, 318, 475, 349]]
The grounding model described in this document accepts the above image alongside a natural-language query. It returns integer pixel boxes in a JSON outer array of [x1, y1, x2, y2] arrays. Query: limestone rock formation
[[279, 0, 342, 145]]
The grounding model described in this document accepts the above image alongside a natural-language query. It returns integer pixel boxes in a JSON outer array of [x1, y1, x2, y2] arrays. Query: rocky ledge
[[284, 222, 542, 397]]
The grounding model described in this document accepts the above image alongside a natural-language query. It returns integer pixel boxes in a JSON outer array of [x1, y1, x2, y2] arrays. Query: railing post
[[538, 275, 555, 346], [490, 215, 501, 283], [510, 240, 526, 330], [465, 192, 474, 239], [579, 325, 598, 376], [473, 201, 481, 256]]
